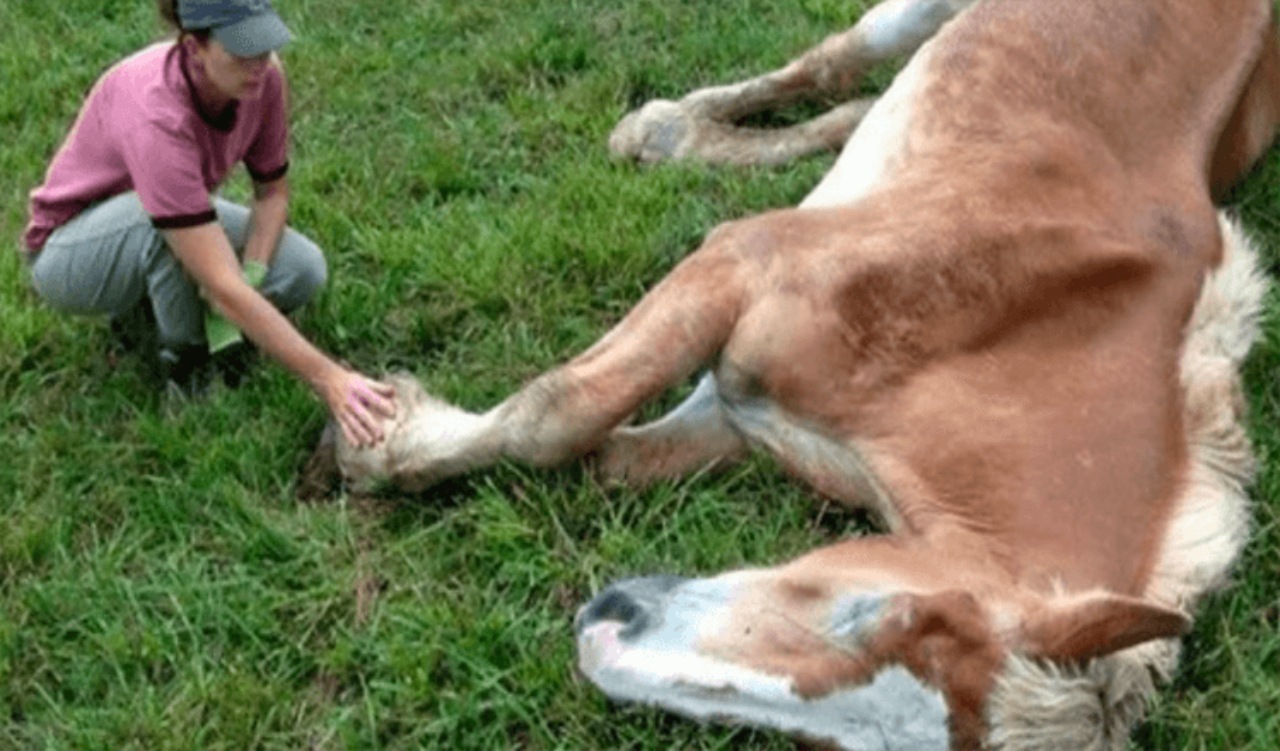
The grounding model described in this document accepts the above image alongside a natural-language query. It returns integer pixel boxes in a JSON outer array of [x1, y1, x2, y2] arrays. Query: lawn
[[1, 0, 1278, 749]]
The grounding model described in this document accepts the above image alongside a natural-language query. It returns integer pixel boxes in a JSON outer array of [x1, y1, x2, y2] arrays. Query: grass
[[1, 0, 1278, 748]]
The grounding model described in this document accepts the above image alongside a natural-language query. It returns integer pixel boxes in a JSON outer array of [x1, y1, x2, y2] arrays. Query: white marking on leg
[[860, 0, 966, 58]]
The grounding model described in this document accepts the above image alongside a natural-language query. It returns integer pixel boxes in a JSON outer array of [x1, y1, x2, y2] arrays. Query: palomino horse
[[316, 0, 1275, 747]]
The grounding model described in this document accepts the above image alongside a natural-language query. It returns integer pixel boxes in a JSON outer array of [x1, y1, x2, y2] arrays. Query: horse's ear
[[1020, 593, 1191, 660]]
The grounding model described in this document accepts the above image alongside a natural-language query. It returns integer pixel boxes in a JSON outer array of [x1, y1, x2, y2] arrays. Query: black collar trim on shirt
[[177, 43, 238, 133]]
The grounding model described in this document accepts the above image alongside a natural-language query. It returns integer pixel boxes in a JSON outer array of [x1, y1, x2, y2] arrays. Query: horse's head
[[575, 544, 1189, 749]]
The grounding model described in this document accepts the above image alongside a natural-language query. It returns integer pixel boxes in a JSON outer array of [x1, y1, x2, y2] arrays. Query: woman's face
[[191, 38, 271, 101]]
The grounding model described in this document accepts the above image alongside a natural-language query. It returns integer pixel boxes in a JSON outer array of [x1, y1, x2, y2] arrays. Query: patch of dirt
[[297, 423, 340, 503]]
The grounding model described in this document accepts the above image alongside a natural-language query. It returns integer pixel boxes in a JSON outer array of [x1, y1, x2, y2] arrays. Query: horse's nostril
[[575, 576, 689, 638], [577, 588, 648, 636]]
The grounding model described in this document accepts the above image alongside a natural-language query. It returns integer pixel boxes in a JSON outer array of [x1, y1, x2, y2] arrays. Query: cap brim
[[212, 11, 292, 57]]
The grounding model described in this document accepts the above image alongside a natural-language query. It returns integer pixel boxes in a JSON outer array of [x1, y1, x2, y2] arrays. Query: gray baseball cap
[[178, 0, 292, 57]]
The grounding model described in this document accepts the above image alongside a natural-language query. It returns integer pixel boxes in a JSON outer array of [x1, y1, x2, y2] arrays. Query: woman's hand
[[162, 224, 397, 445], [320, 368, 397, 448]]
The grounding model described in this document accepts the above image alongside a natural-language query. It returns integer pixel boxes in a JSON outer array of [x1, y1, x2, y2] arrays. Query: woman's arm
[[163, 222, 395, 446], [242, 175, 289, 268]]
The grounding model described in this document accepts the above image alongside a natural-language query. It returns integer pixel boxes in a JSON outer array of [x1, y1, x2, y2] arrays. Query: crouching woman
[[20, 0, 393, 447]]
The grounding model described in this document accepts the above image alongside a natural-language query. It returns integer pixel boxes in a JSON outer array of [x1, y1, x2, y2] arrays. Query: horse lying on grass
[[307, 0, 1276, 747]]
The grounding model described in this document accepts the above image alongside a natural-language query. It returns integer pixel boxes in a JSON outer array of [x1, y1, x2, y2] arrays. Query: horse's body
[[318, 0, 1277, 746]]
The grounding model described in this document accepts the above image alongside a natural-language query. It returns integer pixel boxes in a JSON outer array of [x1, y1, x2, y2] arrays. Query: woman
[[21, 0, 394, 447]]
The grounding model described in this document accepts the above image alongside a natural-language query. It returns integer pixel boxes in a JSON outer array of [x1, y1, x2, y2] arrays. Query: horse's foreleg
[[336, 238, 748, 493]]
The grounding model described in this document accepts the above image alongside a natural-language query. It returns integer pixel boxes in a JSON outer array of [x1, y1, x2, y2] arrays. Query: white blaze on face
[[575, 577, 950, 750]]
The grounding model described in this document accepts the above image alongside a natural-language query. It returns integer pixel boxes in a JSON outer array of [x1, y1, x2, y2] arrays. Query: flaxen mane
[[987, 213, 1266, 750]]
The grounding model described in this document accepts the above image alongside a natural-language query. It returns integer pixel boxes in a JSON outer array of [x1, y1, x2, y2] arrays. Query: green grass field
[[2, 1, 1278, 748]]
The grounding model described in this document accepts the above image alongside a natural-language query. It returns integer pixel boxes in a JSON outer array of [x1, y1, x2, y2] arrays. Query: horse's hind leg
[[609, 0, 975, 165]]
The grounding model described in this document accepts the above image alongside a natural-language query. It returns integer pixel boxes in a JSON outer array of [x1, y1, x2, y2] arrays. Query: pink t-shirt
[[22, 42, 289, 252]]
